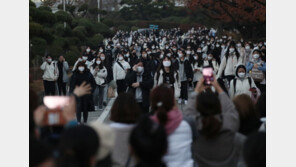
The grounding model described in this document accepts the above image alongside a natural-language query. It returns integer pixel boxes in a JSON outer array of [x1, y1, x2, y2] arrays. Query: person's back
[[150, 84, 194, 167], [109, 93, 141, 167], [184, 77, 246, 167], [163, 120, 194, 167]]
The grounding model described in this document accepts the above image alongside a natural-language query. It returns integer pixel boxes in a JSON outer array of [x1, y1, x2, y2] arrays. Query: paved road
[[87, 88, 194, 123]]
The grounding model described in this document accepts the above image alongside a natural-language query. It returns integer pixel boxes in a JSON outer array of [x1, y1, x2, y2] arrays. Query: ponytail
[[156, 106, 168, 125]]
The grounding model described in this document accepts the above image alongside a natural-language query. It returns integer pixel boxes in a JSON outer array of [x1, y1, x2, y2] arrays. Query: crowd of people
[[31, 27, 266, 167]]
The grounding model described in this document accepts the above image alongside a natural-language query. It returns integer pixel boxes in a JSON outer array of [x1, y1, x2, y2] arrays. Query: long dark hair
[[156, 56, 178, 84], [57, 125, 99, 167], [196, 90, 222, 139], [193, 53, 203, 67], [92, 57, 104, 69], [150, 84, 175, 125], [225, 41, 240, 60], [129, 116, 167, 165]]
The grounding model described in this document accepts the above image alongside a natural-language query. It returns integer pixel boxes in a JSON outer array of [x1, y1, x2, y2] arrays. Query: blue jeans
[[93, 85, 105, 108]]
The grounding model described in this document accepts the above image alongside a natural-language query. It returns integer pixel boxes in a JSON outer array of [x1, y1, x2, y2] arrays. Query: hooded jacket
[[228, 64, 257, 99], [40, 61, 59, 81]]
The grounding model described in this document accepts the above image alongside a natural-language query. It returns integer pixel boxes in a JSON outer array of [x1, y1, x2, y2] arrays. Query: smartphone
[[203, 67, 214, 85], [43, 96, 70, 126]]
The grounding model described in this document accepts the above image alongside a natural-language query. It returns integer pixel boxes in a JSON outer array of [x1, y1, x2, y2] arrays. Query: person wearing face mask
[[154, 57, 181, 99], [212, 42, 222, 64], [40, 55, 59, 95], [113, 53, 131, 95], [229, 64, 258, 99], [217, 41, 243, 83], [244, 43, 253, 63], [70, 62, 96, 123], [72, 54, 92, 72], [125, 62, 154, 114], [140, 50, 154, 76], [192, 54, 203, 88], [246, 50, 266, 93], [83, 46, 94, 61], [203, 53, 220, 74], [177, 51, 193, 105], [57, 55, 69, 95], [90, 57, 108, 111]]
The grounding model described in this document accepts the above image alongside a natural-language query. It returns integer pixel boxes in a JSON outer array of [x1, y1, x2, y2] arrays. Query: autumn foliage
[[186, 0, 266, 25]]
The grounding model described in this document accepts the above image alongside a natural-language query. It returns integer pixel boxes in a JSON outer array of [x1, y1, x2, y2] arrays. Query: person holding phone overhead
[[70, 62, 96, 124], [40, 55, 59, 95]]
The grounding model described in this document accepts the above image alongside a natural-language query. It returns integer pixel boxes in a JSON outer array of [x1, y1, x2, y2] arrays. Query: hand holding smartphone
[[43, 96, 71, 126], [202, 67, 214, 85]]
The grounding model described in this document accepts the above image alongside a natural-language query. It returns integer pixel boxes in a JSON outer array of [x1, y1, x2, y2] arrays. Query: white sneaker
[[184, 100, 188, 105], [178, 99, 182, 104], [94, 106, 98, 111]]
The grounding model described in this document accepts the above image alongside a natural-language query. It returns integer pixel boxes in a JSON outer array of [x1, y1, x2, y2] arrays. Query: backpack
[[233, 77, 252, 94]]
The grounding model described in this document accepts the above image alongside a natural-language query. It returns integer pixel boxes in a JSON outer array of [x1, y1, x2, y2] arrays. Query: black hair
[[92, 57, 104, 69], [235, 64, 247, 77], [156, 56, 178, 85], [30, 137, 53, 167], [225, 41, 240, 60], [57, 125, 99, 167], [196, 90, 222, 139], [256, 92, 266, 118], [243, 132, 266, 167], [129, 117, 167, 165]]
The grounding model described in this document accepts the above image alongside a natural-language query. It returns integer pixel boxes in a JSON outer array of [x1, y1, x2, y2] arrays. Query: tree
[[186, 0, 265, 38]]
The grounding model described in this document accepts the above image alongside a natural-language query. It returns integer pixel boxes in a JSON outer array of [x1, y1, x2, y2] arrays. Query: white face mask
[[96, 61, 101, 65], [99, 49, 103, 52], [245, 46, 250, 50], [237, 44, 241, 47], [78, 66, 85, 72], [137, 66, 144, 73], [165, 46, 169, 49], [152, 46, 155, 49], [229, 48, 235, 53], [208, 56, 213, 60], [147, 51, 151, 54], [197, 50, 202, 53], [216, 44, 220, 47], [86, 48, 90, 53], [221, 45, 225, 49], [238, 72, 245, 78], [202, 54, 207, 59], [178, 54, 183, 58], [194, 56, 198, 60], [160, 54, 164, 59], [253, 54, 259, 59], [100, 57, 105, 60], [142, 54, 147, 58], [163, 61, 171, 67], [173, 48, 177, 51], [82, 56, 88, 60], [118, 56, 124, 61], [47, 59, 52, 63], [167, 53, 171, 57], [186, 51, 191, 55], [125, 54, 130, 57]]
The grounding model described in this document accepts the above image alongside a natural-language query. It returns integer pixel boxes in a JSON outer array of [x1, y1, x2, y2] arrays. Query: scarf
[[151, 108, 183, 135]]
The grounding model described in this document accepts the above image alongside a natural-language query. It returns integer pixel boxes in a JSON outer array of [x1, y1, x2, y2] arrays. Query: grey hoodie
[[183, 92, 246, 167]]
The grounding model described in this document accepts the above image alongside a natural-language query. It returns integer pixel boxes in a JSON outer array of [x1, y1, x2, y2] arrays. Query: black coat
[[125, 70, 154, 109], [70, 71, 96, 111], [178, 59, 193, 80]]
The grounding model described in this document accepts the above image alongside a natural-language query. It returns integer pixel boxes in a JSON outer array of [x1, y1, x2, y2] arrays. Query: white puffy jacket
[[113, 60, 130, 80], [40, 61, 59, 81], [217, 54, 243, 78], [154, 69, 181, 98], [91, 66, 107, 85], [192, 63, 203, 82]]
